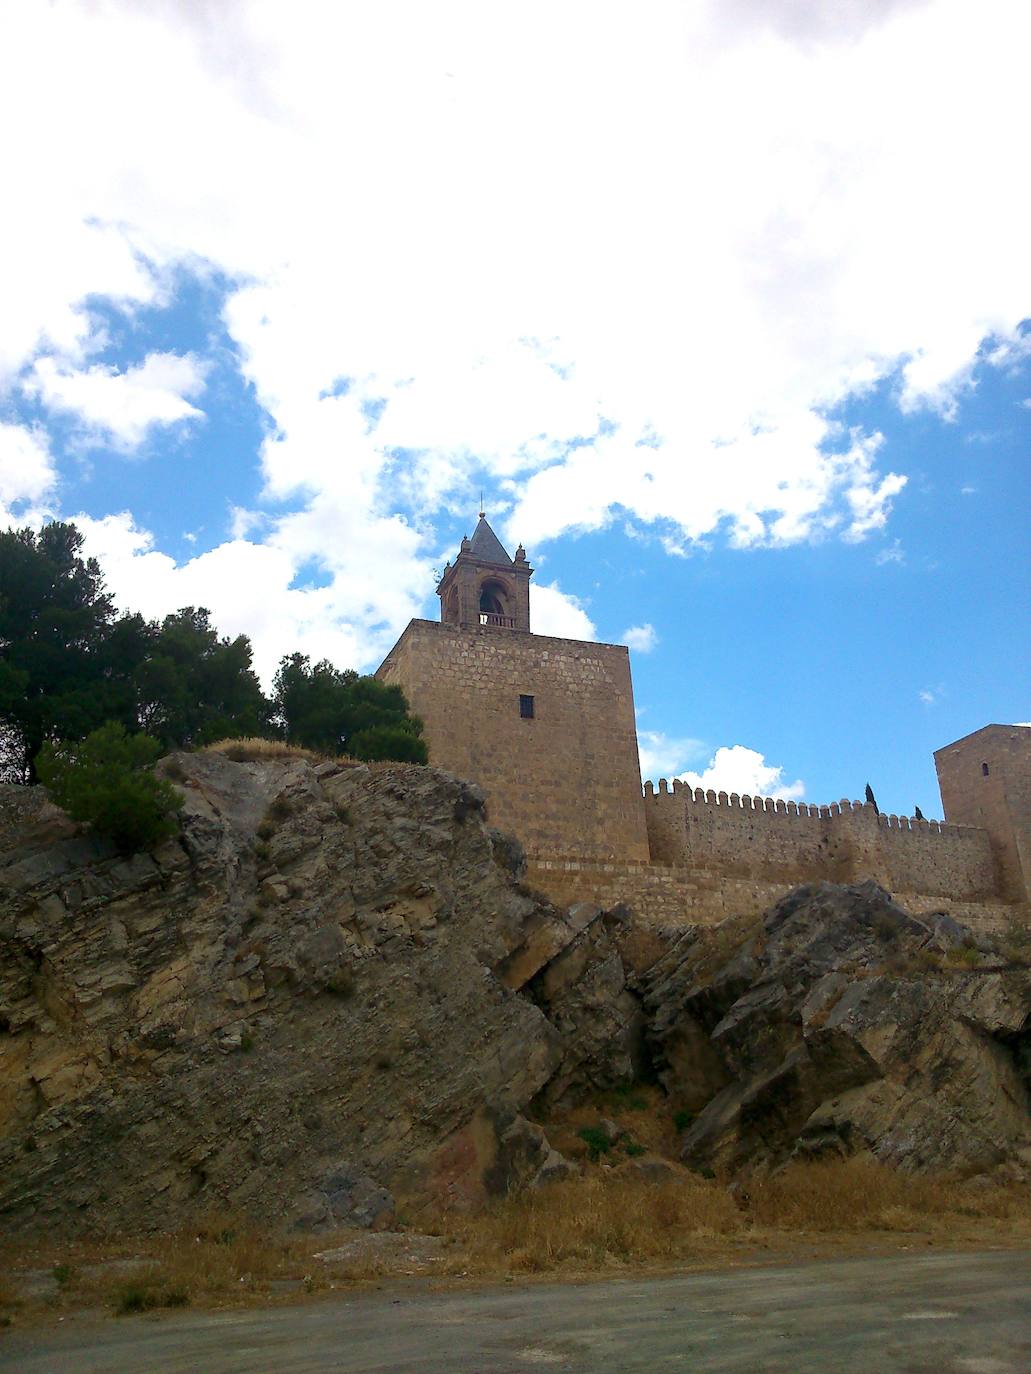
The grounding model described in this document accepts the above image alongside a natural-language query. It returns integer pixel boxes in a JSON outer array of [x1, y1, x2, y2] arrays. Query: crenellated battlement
[[642, 777, 999, 898], [643, 779, 981, 836]]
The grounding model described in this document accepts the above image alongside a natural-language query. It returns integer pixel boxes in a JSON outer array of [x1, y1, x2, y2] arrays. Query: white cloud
[[530, 582, 597, 641], [677, 745, 805, 801], [875, 539, 905, 566], [638, 730, 707, 782], [919, 688, 936, 705], [72, 507, 431, 685], [0, 0, 1028, 661], [26, 352, 208, 448], [0, 422, 57, 524], [622, 623, 658, 653]]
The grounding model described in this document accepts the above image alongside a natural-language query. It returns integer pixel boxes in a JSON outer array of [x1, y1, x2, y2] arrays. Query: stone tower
[[436, 514, 533, 632], [376, 517, 649, 863], [935, 724, 1031, 903]]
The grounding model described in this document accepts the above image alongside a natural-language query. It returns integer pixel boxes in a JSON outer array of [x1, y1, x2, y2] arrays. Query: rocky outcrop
[[2, 761, 1029, 1238], [0, 753, 615, 1235], [645, 881, 1031, 1177]]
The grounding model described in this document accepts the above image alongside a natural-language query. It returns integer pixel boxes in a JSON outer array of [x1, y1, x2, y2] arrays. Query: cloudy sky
[[1, 0, 1028, 816]]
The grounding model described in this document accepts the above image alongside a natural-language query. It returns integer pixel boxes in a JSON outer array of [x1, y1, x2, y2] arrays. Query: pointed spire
[[467, 514, 513, 566]]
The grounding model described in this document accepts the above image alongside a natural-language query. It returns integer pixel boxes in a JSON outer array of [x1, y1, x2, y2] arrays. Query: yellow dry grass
[[746, 1156, 1028, 1231], [202, 737, 332, 764], [2, 1162, 1029, 1324], [201, 737, 399, 772], [447, 1173, 742, 1274], [438, 1159, 1031, 1278]]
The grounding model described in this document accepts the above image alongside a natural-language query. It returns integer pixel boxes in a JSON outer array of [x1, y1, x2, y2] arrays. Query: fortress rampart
[[643, 781, 999, 900], [377, 518, 1029, 935]]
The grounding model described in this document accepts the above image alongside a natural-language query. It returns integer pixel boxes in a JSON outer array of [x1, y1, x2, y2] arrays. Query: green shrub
[[577, 1126, 615, 1161], [623, 1140, 646, 1158], [673, 1109, 695, 1132], [349, 724, 428, 764], [37, 723, 183, 853], [115, 1284, 189, 1315], [115, 1285, 153, 1315], [325, 968, 355, 998]]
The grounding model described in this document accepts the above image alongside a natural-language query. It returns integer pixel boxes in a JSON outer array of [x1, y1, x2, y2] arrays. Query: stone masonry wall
[[376, 620, 650, 863], [936, 725, 1031, 903], [642, 783, 999, 900], [526, 856, 1023, 938]]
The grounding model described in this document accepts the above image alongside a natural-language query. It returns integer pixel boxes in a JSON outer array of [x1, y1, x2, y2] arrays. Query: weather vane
[[479, 490, 485, 520]]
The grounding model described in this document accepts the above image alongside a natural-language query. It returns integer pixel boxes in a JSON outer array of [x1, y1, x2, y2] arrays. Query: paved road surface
[[3, 1250, 1029, 1373]]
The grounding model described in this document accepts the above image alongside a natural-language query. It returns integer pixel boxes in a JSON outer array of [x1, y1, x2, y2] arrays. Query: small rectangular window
[[519, 694, 535, 719]]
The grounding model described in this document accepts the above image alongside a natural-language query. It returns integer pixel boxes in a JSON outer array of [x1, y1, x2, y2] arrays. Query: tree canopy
[[272, 653, 427, 763], [0, 522, 425, 779], [37, 723, 183, 852]]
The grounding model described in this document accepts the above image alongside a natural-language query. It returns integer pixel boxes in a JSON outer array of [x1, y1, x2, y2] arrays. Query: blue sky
[[1, 0, 1028, 820]]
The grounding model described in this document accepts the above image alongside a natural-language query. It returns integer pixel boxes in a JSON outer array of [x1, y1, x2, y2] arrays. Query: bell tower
[[436, 513, 532, 632], [377, 511, 650, 865]]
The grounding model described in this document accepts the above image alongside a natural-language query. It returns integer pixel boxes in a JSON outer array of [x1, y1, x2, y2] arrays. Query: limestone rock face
[[0, 754, 601, 1235], [645, 882, 1031, 1176], [3, 765, 1029, 1239]]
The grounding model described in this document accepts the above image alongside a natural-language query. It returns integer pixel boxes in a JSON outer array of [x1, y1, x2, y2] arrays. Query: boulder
[[645, 882, 1031, 1176]]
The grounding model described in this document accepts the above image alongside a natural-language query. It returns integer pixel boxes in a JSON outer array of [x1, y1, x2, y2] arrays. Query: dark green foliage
[[350, 722, 428, 763], [0, 525, 269, 778], [115, 1284, 190, 1315], [673, 1109, 695, 1132], [115, 1285, 152, 1315], [324, 967, 355, 998], [272, 653, 427, 763], [623, 1140, 646, 1158], [1, 521, 425, 776], [577, 1126, 615, 1161], [37, 723, 183, 852], [0, 523, 127, 781], [134, 606, 270, 750]]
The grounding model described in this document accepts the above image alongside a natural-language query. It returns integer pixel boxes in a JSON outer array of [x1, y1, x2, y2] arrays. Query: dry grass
[[442, 1158, 1031, 1277], [0, 1217, 345, 1321], [742, 1157, 1025, 1232], [3, 1162, 1029, 1324], [447, 1173, 742, 1274], [202, 737, 332, 764], [543, 1084, 678, 1162]]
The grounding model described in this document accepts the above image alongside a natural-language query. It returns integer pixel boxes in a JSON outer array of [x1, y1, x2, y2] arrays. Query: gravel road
[[2, 1248, 1029, 1373]]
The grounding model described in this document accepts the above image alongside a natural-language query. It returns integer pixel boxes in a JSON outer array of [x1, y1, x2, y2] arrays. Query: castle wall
[[526, 856, 1022, 938], [376, 620, 650, 863], [643, 784, 998, 899], [935, 725, 1031, 902]]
